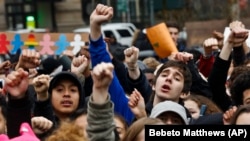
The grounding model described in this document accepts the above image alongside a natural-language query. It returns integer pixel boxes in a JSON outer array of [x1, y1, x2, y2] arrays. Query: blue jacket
[[89, 35, 134, 125]]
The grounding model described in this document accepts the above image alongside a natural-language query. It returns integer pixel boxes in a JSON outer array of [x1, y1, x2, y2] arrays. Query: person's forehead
[[184, 100, 199, 108], [161, 67, 183, 76], [145, 72, 154, 77], [168, 27, 179, 32], [158, 111, 182, 118], [52, 78, 78, 87]]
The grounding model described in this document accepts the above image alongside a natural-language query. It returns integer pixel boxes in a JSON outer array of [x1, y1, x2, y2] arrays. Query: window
[[103, 30, 115, 38], [117, 29, 131, 37], [128, 26, 135, 32]]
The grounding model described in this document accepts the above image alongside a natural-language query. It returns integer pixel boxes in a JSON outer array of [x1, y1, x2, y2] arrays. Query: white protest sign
[[223, 27, 250, 47]]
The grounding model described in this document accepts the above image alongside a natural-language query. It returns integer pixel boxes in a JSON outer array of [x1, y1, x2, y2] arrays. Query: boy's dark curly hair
[[230, 71, 250, 106]]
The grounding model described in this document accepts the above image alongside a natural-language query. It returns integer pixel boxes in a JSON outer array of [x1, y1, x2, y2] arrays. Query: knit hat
[[58, 55, 72, 71], [37, 57, 62, 75], [0, 122, 40, 141], [48, 71, 85, 109], [149, 101, 188, 125]]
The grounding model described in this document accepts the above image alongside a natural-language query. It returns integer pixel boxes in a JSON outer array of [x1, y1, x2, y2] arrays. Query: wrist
[[9, 92, 26, 100], [15, 62, 22, 70], [203, 53, 212, 59], [135, 110, 147, 119], [37, 93, 49, 101], [71, 70, 82, 77], [127, 62, 138, 71], [92, 91, 108, 104], [127, 65, 138, 71], [233, 43, 243, 47]]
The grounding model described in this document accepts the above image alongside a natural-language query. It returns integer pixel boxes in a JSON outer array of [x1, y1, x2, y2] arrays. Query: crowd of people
[[0, 3, 250, 141]]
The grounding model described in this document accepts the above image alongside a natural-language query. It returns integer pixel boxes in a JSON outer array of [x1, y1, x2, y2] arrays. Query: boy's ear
[[180, 92, 190, 99]]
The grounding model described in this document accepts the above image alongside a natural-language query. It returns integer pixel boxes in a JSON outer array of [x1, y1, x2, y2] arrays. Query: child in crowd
[[183, 94, 222, 119]]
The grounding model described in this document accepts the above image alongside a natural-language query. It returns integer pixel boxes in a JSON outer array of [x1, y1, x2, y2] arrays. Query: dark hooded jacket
[[33, 71, 85, 140]]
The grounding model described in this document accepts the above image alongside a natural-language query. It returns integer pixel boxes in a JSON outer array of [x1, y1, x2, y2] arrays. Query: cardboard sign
[[0, 32, 89, 55], [223, 27, 250, 47], [146, 22, 178, 58], [223, 27, 231, 46]]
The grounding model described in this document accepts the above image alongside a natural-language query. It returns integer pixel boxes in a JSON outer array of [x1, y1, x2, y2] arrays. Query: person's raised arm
[[31, 116, 53, 135], [91, 62, 114, 104], [15, 49, 41, 71], [0, 60, 11, 75], [128, 88, 147, 120], [124, 46, 153, 103], [71, 55, 89, 85], [229, 20, 249, 66], [32, 74, 50, 102], [220, 23, 248, 61], [198, 37, 218, 78], [5, 68, 29, 99], [87, 62, 116, 141], [5, 68, 31, 138], [90, 4, 113, 40], [124, 46, 140, 80], [207, 23, 248, 112], [32, 74, 55, 127]]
